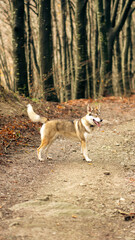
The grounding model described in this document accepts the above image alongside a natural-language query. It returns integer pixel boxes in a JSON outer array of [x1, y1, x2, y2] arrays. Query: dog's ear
[[87, 104, 93, 113], [95, 104, 101, 115]]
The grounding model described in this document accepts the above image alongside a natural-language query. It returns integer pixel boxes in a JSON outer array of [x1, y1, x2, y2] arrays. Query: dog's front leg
[[81, 141, 92, 162], [46, 143, 53, 160]]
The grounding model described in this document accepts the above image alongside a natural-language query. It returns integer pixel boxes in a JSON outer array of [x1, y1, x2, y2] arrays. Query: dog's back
[[44, 119, 78, 139]]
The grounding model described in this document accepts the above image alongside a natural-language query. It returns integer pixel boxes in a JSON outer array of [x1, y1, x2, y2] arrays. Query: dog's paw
[[38, 158, 45, 162], [47, 155, 52, 160], [85, 158, 92, 162]]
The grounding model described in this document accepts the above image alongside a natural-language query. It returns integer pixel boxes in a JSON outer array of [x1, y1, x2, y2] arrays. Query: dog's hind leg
[[37, 138, 50, 161], [37, 136, 56, 161], [81, 140, 92, 162]]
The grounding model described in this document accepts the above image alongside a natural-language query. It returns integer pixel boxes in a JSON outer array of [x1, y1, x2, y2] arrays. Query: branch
[[29, 6, 38, 16], [24, 1, 38, 15], [111, 0, 119, 27], [32, 0, 38, 8], [113, 0, 134, 36], [128, 7, 135, 16], [29, 3, 37, 9]]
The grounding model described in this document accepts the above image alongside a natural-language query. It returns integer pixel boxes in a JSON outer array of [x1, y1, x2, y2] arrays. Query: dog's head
[[86, 104, 103, 127]]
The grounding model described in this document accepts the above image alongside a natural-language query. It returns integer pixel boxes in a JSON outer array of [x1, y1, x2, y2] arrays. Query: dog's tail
[[27, 104, 48, 123]]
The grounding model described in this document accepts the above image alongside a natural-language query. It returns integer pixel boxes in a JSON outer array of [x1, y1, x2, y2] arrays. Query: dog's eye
[[89, 113, 91, 116]]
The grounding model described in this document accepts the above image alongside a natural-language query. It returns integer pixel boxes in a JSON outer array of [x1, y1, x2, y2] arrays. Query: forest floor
[[0, 86, 135, 240]]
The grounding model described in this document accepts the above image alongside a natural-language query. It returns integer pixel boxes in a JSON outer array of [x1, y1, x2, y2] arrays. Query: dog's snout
[[100, 119, 103, 122]]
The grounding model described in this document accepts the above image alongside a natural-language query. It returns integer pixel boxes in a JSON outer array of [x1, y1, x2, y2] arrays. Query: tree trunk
[[39, 0, 57, 101], [113, 35, 122, 96], [92, 11, 99, 99], [96, 0, 109, 97], [52, 0, 63, 101], [74, 0, 88, 99], [122, 9, 134, 95], [61, 0, 68, 101], [68, 0, 75, 99], [26, 0, 33, 97], [0, 31, 11, 90], [11, 0, 28, 96]]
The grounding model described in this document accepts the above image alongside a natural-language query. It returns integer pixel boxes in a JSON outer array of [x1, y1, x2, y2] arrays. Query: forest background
[[0, 0, 135, 102]]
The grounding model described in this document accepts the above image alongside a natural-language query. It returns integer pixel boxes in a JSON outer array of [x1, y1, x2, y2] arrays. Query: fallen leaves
[[0, 115, 39, 157]]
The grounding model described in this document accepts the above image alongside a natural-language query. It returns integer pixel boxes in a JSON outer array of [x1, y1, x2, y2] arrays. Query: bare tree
[[39, 0, 57, 100], [74, 0, 88, 99], [11, 0, 28, 96], [96, 0, 134, 96], [0, 31, 11, 90], [122, 8, 135, 95]]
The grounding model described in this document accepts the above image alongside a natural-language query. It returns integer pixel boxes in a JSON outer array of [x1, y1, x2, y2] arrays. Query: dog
[[27, 104, 102, 162]]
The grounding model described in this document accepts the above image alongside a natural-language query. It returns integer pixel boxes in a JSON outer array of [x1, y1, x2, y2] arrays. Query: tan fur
[[27, 104, 102, 162]]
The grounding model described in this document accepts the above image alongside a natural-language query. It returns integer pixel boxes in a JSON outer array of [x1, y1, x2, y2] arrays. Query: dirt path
[[0, 117, 135, 240]]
